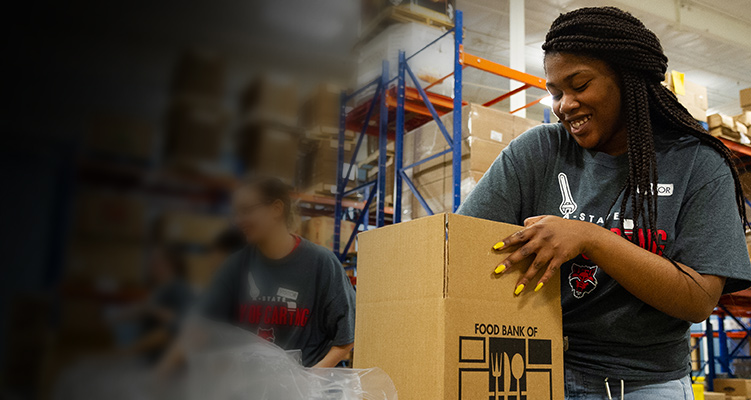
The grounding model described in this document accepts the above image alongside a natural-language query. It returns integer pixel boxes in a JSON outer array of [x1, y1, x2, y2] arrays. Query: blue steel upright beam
[[451, 10, 463, 212], [376, 60, 389, 227], [333, 91, 347, 258], [706, 317, 716, 391], [394, 51, 406, 223]]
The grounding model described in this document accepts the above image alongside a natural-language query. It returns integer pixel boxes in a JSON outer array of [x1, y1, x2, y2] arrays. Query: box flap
[[445, 213, 562, 304], [357, 213, 447, 303]]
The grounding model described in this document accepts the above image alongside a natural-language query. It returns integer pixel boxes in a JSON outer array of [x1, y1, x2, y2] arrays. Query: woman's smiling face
[[544, 52, 628, 156]]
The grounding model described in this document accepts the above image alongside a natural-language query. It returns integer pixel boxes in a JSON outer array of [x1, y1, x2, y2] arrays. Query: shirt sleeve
[[196, 252, 241, 322], [670, 173, 751, 293], [322, 255, 356, 346]]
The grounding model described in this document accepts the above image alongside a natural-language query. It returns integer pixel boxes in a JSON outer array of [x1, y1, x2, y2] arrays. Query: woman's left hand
[[495, 215, 597, 294]]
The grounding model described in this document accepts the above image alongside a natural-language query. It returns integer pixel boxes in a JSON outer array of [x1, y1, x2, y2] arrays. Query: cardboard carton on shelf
[[301, 83, 342, 132], [236, 123, 301, 185], [410, 170, 485, 218], [361, 0, 456, 32], [159, 212, 229, 245], [240, 74, 300, 127], [713, 378, 751, 397], [741, 88, 751, 109], [665, 71, 709, 122], [355, 213, 564, 400], [700, 392, 725, 400], [164, 98, 231, 163], [86, 113, 156, 162], [736, 111, 751, 128], [300, 216, 357, 253]]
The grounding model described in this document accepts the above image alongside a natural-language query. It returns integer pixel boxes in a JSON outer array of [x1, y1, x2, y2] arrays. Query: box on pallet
[[356, 22, 455, 103], [713, 378, 751, 397], [164, 98, 230, 162], [305, 139, 357, 192], [741, 88, 751, 109], [300, 217, 356, 253], [240, 74, 299, 126], [665, 71, 708, 122], [159, 212, 229, 245], [406, 103, 541, 218], [86, 114, 156, 162], [355, 213, 564, 400], [236, 123, 300, 184], [362, 0, 456, 28], [301, 83, 342, 135]]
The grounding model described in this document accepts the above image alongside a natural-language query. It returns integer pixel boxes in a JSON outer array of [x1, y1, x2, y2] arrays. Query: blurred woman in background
[[157, 174, 355, 374]]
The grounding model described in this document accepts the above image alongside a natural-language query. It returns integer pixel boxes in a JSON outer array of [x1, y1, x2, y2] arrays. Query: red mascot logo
[[568, 263, 598, 299], [257, 327, 275, 343]]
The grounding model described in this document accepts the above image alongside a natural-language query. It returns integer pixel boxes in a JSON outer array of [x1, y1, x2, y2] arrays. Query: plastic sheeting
[[53, 319, 397, 400]]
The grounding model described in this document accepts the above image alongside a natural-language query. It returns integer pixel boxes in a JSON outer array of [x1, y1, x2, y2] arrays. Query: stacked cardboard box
[[236, 75, 306, 185], [741, 88, 751, 112], [300, 216, 357, 254], [159, 211, 229, 245], [355, 213, 564, 400], [300, 83, 354, 141], [701, 392, 726, 400], [361, 0, 456, 31], [303, 139, 357, 195], [407, 104, 541, 218], [240, 75, 300, 127], [356, 22, 456, 104], [708, 113, 750, 144], [665, 71, 709, 122], [236, 123, 301, 185], [165, 51, 230, 165], [713, 378, 751, 398]]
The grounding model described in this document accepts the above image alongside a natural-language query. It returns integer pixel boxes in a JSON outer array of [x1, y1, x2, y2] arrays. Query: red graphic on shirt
[[237, 304, 311, 327], [568, 263, 598, 299], [258, 327, 275, 342], [609, 227, 667, 255]]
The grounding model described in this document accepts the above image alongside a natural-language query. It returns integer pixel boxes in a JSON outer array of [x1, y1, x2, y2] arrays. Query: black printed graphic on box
[[458, 334, 553, 400]]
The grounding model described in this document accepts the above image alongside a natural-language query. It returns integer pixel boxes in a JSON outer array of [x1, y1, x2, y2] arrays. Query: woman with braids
[[458, 6, 751, 398]]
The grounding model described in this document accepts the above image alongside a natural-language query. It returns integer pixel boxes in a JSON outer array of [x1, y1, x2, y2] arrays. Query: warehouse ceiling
[[459, 0, 751, 121]]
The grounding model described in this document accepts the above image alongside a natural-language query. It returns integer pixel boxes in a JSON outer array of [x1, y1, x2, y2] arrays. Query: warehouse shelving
[[334, 9, 549, 258]]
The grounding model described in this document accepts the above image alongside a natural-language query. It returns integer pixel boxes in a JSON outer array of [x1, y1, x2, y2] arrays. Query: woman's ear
[[271, 199, 286, 221]]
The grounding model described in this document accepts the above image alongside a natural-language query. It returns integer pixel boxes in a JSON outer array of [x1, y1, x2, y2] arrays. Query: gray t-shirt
[[198, 238, 356, 367], [458, 123, 751, 381]]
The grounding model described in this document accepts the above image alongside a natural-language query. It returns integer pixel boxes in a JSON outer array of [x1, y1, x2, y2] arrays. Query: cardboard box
[[736, 111, 751, 127], [171, 50, 226, 100], [725, 396, 745, 400], [75, 191, 147, 240], [708, 113, 736, 130], [86, 114, 156, 162], [741, 88, 751, 109], [240, 75, 299, 126], [665, 72, 708, 122], [307, 139, 357, 188], [301, 83, 342, 131], [160, 212, 229, 245], [165, 98, 230, 162], [355, 213, 564, 400], [713, 378, 751, 396], [236, 123, 300, 184], [410, 170, 484, 218], [300, 217, 357, 253], [362, 0, 456, 29], [701, 392, 725, 400]]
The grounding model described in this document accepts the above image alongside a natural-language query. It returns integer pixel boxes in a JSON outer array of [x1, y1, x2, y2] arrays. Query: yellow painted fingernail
[[534, 282, 544, 292], [492, 241, 505, 250], [514, 284, 525, 296], [494, 264, 506, 274]]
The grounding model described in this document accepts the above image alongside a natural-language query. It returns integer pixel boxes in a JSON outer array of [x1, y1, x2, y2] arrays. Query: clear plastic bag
[[184, 320, 397, 400]]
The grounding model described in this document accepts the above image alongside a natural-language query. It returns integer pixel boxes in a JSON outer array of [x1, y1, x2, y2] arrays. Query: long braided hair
[[542, 7, 748, 250]]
